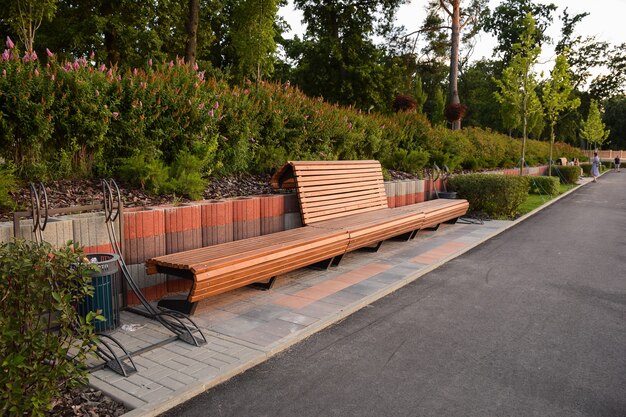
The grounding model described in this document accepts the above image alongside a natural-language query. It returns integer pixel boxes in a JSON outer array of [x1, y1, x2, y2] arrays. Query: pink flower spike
[[34, 68, 39, 76], [2, 69, 6, 77], [213, 101, 219, 109], [169, 61, 174, 68], [193, 62, 198, 71], [73, 61, 80, 70], [208, 110, 214, 117], [99, 64, 106, 72], [51, 74, 55, 81], [46, 48, 54, 58], [107, 68, 113, 77], [31, 51, 38, 61], [1, 50, 9, 61], [112, 112, 120, 119], [148, 58, 153, 66], [133, 68, 138, 76], [6, 37, 14, 49], [90, 51, 95, 59]]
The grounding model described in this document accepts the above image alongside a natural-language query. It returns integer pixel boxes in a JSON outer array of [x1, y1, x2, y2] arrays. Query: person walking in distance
[[614, 155, 621, 172], [591, 152, 601, 182]]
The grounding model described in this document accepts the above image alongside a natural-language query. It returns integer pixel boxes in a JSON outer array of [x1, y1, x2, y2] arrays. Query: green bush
[[528, 175, 560, 195], [383, 148, 430, 173], [0, 240, 101, 416], [550, 165, 581, 184], [0, 163, 17, 211], [448, 173, 530, 217]]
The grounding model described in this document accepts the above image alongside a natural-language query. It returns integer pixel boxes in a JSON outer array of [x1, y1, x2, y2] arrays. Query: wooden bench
[[146, 226, 349, 313], [146, 160, 468, 313], [271, 160, 469, 250]]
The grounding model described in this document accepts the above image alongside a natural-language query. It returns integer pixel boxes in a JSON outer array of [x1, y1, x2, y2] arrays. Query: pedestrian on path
[[592, 152, 601, 182], [615, 155, 621, 172]]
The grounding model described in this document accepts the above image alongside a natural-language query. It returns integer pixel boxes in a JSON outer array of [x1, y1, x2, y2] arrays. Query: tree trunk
[[447, 0, 461, 130], [521, 88, 528, 176], [101, 1, 120, 66], [185, 0, 200, 65]]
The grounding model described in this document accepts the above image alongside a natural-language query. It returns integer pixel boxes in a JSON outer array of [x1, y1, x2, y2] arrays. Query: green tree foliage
[[229, 0, 279, 81], [580, 99, 609, 150], [286, 0, 408, 112], [493, 13, 543, 173], [541, 52, 580, 174], [483, 0, 556, 66], [603, 95, 626, 150], [459, 59, 503, 130], [0, 0, 57, 52]]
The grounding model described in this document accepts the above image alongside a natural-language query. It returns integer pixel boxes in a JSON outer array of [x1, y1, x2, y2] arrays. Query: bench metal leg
[[248, 276, 277, 291], [309, 256, 337, 270], [156, 298, 196, 315], [331, 254, 343, 267], [359, 241, 383, 252]]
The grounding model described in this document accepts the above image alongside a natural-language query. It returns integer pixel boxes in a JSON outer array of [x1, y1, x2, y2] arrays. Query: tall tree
[[494, 13, 542, 174], [422, 0, 486, 129], [287, 0, 405, 111], [230, 0, 279, 81], [602, 95, 626, 151], [580, 100, 610, 150], [185, 0, 200, 65], [0, 0, 57, 52], [483, 0, 556, 67], [541, 52, 580, 175]]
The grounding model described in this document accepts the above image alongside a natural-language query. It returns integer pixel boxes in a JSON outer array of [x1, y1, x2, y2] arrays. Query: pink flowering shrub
[[0, 36, 585, 194]]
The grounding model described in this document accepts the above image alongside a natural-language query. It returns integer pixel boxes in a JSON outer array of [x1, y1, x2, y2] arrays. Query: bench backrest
[[271, 160, 389, 225]]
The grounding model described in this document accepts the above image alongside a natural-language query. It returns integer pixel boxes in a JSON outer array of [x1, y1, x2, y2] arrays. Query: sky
[[279, 0, 626, 76]]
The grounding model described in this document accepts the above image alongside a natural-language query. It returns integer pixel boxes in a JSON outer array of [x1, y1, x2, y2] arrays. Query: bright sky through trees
[[279, 0, 625, 77]]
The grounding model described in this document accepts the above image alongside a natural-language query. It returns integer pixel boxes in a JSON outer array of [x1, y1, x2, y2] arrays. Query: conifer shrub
[[448, 174, 530, 217]]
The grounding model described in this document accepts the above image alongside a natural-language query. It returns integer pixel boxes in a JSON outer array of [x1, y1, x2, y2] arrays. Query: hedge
[[447, 173, 530, 217], [550, 166, 581, 184], [0, 41, 585, 198], [528, 176, 560, 195]]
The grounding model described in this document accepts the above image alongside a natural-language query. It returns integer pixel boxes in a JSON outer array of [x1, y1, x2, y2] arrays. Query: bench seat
[[146, 226, 349, 309], [394, 198, 470, 228], [308, 208, 425, 251]]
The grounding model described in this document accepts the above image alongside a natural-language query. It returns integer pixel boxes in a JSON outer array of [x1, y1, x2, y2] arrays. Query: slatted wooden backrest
[[271, 160, 389, 225]]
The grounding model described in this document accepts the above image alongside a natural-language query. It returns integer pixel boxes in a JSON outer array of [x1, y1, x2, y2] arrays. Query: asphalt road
[[162, 172, 626, 417]]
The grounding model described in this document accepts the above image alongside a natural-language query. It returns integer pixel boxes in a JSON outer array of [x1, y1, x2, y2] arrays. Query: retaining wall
[[1, 166, 550, 305]]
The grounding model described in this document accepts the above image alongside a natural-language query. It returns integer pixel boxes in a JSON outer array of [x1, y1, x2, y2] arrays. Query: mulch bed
[[48, 386, 127, 416]]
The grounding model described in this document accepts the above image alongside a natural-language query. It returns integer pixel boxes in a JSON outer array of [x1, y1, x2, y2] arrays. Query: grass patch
[[517, 183, 576, 216]]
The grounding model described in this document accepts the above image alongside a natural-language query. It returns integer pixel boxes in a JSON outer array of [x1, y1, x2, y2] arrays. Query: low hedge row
[[528, 176, 560, 195], [448, 173, 530, 217], [550, 166, 581, 184]]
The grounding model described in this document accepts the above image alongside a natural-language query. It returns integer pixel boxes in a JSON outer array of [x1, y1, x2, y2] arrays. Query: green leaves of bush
[[0, 240, 100, 416], [550, 166, 581, 184], [528, 176, 560, 195], [448, 174, 530, 218]]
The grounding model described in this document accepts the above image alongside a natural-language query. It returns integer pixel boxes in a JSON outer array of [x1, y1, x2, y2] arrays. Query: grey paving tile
[[156, 376, 187, 391], [276, 311, 319, 326], [139, 386, 174, 403]]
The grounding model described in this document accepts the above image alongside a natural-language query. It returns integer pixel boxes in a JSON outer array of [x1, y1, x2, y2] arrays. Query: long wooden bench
[[271, 160, 469, 250], [146, 160, 468, 313]]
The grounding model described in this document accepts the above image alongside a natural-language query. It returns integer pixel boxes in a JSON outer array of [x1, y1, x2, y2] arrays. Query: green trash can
[[77, 253, 121, 333]]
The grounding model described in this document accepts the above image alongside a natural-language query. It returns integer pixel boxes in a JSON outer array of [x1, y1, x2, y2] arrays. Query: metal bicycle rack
[[101, 179, 206, 348], [14, 180, 206, 377]]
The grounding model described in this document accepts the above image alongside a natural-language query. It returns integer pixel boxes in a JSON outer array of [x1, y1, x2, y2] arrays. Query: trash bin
[[77, 253, 121, 333]]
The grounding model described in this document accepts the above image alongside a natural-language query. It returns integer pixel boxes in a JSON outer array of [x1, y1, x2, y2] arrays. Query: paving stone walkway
[[88, 177, 594, 417]]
